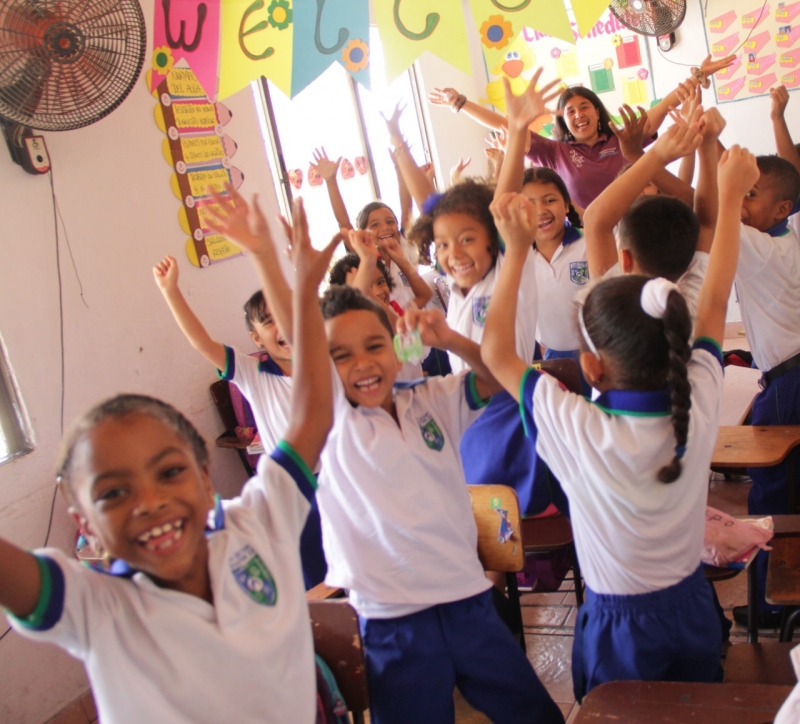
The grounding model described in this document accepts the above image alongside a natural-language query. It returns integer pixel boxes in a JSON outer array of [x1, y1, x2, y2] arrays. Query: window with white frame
[[0, 337, 33, 465], [256, 27, 433, 246]]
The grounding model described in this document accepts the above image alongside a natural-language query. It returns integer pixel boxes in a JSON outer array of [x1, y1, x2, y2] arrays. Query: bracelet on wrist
[[452, 94, 467, 113]]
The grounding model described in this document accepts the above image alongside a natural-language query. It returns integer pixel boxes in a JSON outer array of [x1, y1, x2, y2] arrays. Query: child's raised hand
[[652, 111, 704, 164], [490, 192, 535, 254], [450, 156, 471, 185], [376, 233, 405, 263], [348, 229, 380, 262], [420, 162, 436, 184], [397, 308, 451, 349], [700, 53, 736, 78], [612, 104, 648, 160], [310, 147, 342, 182], [718, 145, 759, 200], [153, 255, 179, 293], [290, 198, 341, 289], [205, 183, 273, 256], [428, 87, 460, 107], [700, 107, 726, 141], [503, 68, 561, 132], [382, 102, 406, 145], [770, 85, 790, 120], [677, 81, 702, 124]]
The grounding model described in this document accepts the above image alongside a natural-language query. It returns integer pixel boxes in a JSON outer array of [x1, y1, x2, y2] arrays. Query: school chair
[[468, 483, 526, 651], [521, 359, 585, 608], [209, 379, 258, 476], [723, 642, 797, 686], [308, 598, 369, 724]]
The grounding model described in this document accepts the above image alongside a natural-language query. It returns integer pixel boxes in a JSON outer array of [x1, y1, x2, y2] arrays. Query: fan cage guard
[[609, 0, 687, 37], [0, 0, 146, 131]]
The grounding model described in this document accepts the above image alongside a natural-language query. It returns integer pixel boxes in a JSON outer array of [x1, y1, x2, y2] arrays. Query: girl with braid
[[480, 142, 760, 701]]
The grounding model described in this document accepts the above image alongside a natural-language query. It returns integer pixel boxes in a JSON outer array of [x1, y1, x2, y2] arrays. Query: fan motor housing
[[44, 22, 86, 63]]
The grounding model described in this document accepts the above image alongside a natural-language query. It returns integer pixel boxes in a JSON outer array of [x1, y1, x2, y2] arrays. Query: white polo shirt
[[774, 644, 800, 724], [533, 226, 588, 352], [9, 448, 317, 724], [520, 340, 724, 595], [735, 222, 800, 372], [218, 346, 292, 453], [318, 369, 492, 619], [446, 249, 539, 372]]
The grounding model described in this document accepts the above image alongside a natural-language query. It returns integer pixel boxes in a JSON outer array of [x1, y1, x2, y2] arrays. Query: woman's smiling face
[[563, 95, 600, 144]]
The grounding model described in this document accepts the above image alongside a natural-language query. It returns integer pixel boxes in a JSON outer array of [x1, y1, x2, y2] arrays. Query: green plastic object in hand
[[394, 327, 424, 364]]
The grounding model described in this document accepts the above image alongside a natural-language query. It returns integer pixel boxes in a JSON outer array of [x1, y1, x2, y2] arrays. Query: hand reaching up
[[205, 183, 274, 257], [503, 68, 562, 132], [700, 53, 736, 79], [718, 145, 759, 200], [310, 147, 342, 182], [348, 229, 380, 263], [428, 87, 460, 107], [652, 106, 705, 164], [382, 102, 406, 146], [290, 198, 341, 290], [450, 157, 472, 186], [613, 104, 649, 161], [700, 107, 726, 143], [489, 192, 536, 255], [770, 85, 790, 120], [153, 255, 179, 294], [397, 308, 452, 349]]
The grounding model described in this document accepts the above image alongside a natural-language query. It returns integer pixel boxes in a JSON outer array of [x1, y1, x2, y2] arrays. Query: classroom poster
[[481, 8, 656, 136], [154, 68, 244, 268], [701, 0, 800, 103]]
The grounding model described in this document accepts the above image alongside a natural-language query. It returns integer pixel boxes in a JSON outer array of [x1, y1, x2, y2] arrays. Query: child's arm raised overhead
[[206, 184, 295, 345], [495, 70, 561, 198], [153, 255, 227, 372], [583, 107, 705, 278], [481, 193, 538, 400], [428, 86, 508, 132], [383, 104, 436, 211], [311, 147, 353, 231], [770, 85, 800, 174], [693, 146, 760, 345], [397, 309, 503, 399], [378, 234, 433, 309], [281, 199, 337, 469], [694, 108, 726, 254]]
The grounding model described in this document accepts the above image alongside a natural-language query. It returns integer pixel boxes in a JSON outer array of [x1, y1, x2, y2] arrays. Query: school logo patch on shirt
[[397, 270, 411, 287], [229, 544, 277, 606], [569, 149, 585, 168], [418, 412, 445, 451], [472, 296, 490, 326], [569, 261, 588, 285]]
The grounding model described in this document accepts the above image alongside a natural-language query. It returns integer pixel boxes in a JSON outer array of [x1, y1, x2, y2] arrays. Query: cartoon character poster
[[702, 1, 800, 103], [480, 7, 656, 137]]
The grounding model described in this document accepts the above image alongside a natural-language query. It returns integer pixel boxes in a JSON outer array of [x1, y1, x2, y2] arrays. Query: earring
[[598, 120, 602, 131]]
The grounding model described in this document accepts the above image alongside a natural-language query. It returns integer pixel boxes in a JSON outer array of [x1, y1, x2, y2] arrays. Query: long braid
[[657, 290, 692, 483]]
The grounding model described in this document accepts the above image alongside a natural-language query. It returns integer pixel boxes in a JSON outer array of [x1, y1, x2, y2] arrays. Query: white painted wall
[[0, 0, 285, 720]]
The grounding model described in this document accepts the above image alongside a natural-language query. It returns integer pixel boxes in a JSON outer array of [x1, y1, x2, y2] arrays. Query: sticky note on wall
[[712, 32, 741, 54], [589, 63, 615, 93], [743, 30, 771, 54], [616, 35, 641, 69], [777, 25, 800, 47], [747, 52, 777, 74], [776, 1, 800, 23], [709, 9, 737, 32], [742, 4, 770, 29], [748, 72, 777, 92]]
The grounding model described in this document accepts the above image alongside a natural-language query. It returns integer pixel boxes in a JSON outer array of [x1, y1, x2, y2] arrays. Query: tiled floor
[[48, 474, 780, 724]]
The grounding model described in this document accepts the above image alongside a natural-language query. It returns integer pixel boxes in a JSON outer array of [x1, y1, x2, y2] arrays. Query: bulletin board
[[482, 9, 656, 136], [701, 0, 800, 103]]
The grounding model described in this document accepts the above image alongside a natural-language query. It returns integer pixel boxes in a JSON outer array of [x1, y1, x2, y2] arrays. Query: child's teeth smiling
[[354, 376, 380, 393], [451, 260, 474, 276], [137, 519, 185, 551]]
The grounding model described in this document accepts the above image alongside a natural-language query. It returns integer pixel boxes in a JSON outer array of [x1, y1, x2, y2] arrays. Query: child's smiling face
[[326, 309, 401, 415], [249, 308, 292, 369], [433, 212, 495, 293], [741, 174, 791, 231], [366, 207, 401, 249], [522, 181, 568, 246], [69, 414, 215, 599]]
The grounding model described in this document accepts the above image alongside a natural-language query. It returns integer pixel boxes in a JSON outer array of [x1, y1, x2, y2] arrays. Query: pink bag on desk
[[703, 506, 773, 568]]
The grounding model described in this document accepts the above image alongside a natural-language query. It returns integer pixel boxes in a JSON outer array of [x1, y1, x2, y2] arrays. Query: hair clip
[[640, 278, 679, 320], [421, 191, 445, 216], [675, 444, 687, 460]]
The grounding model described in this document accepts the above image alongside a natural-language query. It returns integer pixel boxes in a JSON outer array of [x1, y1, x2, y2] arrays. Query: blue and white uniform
[[519, 340, 725, 699], [318, 369, 563, 724], [8, 447, 318, 724], [218, 346, 326, 589], [735, 220, 800, 612]]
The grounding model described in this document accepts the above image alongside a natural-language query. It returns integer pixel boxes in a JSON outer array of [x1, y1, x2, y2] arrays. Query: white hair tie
[[640, 278, 680, 319]]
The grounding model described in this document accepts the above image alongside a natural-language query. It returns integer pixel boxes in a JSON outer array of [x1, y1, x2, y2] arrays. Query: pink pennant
[[741, 4, 770, 29], [288, 169, 304, 190], [718, 76, 747, 99], [748, 72, 777, 93], [747, 53, 777, 75], [708, 9, 737, 33], [742, 30, 771, 55], [354, 156, 368, 175], [782, 71, 800, 88], [308, 166, 323, 187], [780, 51, 800, 68], [151, 0, 220, 101], [340, 159, 355, 180], [776, 1, 800, 23]]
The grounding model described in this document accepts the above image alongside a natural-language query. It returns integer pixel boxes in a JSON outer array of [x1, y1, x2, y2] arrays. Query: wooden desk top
[[767, 535, 800, 606], [712, 426, 800, 468], [574, 681, 792, 723], [773, 515, 800, 536]]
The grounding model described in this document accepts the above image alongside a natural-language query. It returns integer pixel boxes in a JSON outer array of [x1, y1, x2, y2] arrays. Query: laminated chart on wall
[[702, 1, 800, 103], [486, 8, 656, 137], [154, 68, 244, 268]]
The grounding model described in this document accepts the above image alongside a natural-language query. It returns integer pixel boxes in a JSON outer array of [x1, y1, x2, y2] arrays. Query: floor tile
[[522, 605, 571, 628], [525, 630, 575, 704]]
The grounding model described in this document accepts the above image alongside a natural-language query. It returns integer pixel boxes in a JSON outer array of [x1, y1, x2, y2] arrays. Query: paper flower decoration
[[638, 68, 649, 80], [342, 39, 369, 73], [603, 57, 614, 70], [550, 47, 561, 59], [152, 46, 174, 75], [612, 34, 623, 47], [267, 0, 292, 30], [480, 15, 513, 50]]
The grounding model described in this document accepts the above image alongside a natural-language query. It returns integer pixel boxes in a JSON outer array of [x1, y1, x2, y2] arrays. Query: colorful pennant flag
[[373, 0, 472, 84], [218, 0, 294, 100], [149, 0, 221, 100], [291, 0, 371, 97], [572, 0, 614, 38], [468, 0, 575, 52]]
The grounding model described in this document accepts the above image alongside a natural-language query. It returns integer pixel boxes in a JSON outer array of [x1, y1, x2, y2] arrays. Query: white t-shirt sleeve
[[737, 224, 775, 281], [236, 444, 316, 543], [218, 345, 262, 401], [423, 370, 490, 444], [678, 251, 709, 321]]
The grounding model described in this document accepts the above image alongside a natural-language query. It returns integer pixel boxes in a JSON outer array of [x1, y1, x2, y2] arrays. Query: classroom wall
[[0, 0, 285, 719]]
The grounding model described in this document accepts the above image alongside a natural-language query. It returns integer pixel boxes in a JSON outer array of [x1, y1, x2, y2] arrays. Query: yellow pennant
[[572, 0, 613, 38], [373, 0, 472, 84], [468, 0, 575, 48], [218, 0, 294, 100]]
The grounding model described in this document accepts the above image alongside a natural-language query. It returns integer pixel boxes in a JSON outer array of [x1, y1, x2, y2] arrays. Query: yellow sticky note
[[556, 49, 579, 78], [622, 77, 647, 106]]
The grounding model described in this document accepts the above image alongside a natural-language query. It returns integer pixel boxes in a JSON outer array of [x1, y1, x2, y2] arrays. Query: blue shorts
[[359, 590, 564, 724], [572, 566, 722, 702], [299, 497, 327, 590]]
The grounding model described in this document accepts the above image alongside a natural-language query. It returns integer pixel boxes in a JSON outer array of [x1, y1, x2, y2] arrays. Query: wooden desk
[[767, 533, 800, 641], [574, 681, 792, 723]]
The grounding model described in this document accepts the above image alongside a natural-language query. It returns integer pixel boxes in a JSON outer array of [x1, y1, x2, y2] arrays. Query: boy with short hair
[[153, 255, 327, 589], [210, 187, 565, 724]]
